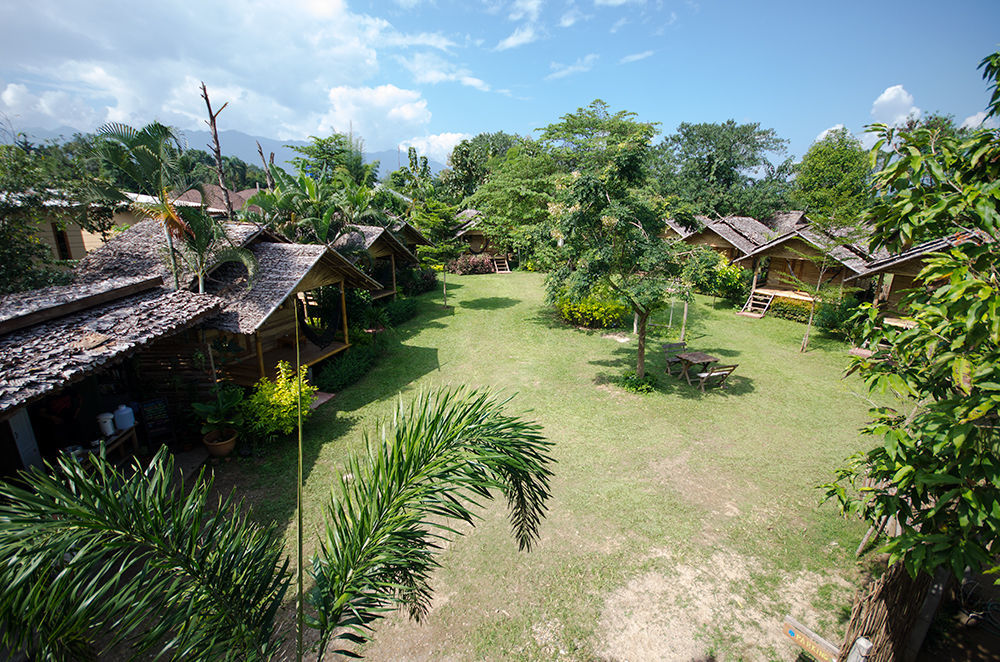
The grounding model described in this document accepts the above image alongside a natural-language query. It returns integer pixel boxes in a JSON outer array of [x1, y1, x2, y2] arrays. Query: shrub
[[315, 333, 389, 392], [556, 296, 628, 329], [613, 370, 657, 394], [815, 296, 864, 340], [397, 266, 438, 296], [383, 298, 418, 326], [447, 254, 495, 275], [769, 297, 813, 323], [711, 263, 752, 304], [243, 361, 318, 440]]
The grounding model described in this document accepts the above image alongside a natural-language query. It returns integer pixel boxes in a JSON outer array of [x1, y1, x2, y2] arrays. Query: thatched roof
[[734, 224, 873, 273], [332, 225, 419, 265], [0, 276, 162, 336], [173, 185, 259, 213], [844, 232, 984, 282], [697, 215, 775, 255], [391, 220, 433, 247], [0, 287, 220, 414], [204, 242, 381, 334], [455, 209, 483, 236], [74, 218, 273, 286], [766, 211, 808, 234]]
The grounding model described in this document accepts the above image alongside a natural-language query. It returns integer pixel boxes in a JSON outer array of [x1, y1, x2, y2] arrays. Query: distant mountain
[[7, 126, 446, 179]]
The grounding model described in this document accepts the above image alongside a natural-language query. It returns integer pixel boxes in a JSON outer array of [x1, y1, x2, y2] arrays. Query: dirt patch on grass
[[597, 550, 852, 661], [602, 332, 632, 343], [647, 452, 749, 520]]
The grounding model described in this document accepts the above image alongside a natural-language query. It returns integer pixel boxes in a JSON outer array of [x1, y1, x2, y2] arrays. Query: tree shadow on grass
[[459, 296, 520, 310]]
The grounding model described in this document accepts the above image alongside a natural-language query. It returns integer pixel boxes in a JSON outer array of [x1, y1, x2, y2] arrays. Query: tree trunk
[[680, 300, 689, 342], [636, 310, 650, 379], [442, 269, 448, 307], [800, 301, 816, 352], [162, 223, 180, 290], [200, 82, 234, 220]]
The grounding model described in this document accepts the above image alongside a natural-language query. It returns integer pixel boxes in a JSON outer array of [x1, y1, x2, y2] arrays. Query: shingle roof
[[74, 218, 270, 285], [390, 220, 433, 247], [845, 231, 985, 282], [698, 215, 776, 255], [663, 218, 695, 239], [0, 287, 220, 414], [173, 185, 257, 213], [204, 242, 381, 334]]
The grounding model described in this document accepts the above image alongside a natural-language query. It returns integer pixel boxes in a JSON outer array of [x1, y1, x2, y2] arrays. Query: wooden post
[[339, 280, 349, 345], [751, 259, 761, 297], [255, 332, 265, 380], [390, 253, 397, 298], [680, 300, 689, 342]]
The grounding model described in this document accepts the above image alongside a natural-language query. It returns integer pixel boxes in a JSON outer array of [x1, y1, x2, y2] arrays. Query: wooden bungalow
[[663, 215, 776, 262], [35, 193, 226, 261], [733, 223, 874, 316], [455, 209, 489, 254], [202, 242, 380, 386], [332, 225, 419, 300], [844, 232, 982, 326], [0, 276, 221, 478], [390, 220, 434, 257]]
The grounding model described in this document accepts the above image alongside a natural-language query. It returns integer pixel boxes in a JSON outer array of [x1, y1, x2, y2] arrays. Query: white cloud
[[619, 50, 653, 64], [815, 123, 846, 142], [398, 52, 491, 91], [496, 25, 538, 50], [509, 0, 543, 22], [546, 54, 599, 80], [594, 0, 637, 5], [870, 85, 921, 126], [317, 85, 432, 150], [610, 17, 628, 32], [559, 8, 586, 27], [960, 111, 1000, 130], [400, 131, 470, 164]]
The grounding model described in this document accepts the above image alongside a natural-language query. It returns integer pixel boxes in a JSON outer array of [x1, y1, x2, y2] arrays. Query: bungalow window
[[51, 223, 72, 260]]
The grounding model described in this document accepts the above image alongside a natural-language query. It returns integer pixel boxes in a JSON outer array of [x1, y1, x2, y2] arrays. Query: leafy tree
[[0, 145, 77, 293], [385, 147, 435, 203], [247, 168, 347, 244], [0, 389, 552, 661], [290, 133, 377, 187], [653, 119, 793, 219], [539, 99, 658, 173], [823, 49, 1000, 581], [411, 199, 463, 305], [542, 102, 692, 379], [439, 131, 523, 202], [465, 145, 556, 259], [792, 127, 871, 222]]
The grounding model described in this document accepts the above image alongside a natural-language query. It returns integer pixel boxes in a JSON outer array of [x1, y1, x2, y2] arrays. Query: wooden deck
[[754, 287, 816, 303], [224, 338, 349, 386]]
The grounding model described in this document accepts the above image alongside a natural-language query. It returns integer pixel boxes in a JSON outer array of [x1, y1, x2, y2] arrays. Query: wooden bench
[[662, 342, 686, 376], [696, 364, 738, 392]]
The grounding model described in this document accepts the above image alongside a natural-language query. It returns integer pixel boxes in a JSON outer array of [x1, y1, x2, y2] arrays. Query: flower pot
[[203, 428, 237, 458]]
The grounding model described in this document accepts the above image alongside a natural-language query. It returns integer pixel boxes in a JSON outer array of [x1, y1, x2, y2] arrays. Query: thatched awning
[[0, 287, 221, 414], [204, 242, 381, 335]]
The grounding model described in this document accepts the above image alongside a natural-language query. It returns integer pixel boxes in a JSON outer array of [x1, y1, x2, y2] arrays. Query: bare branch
[[199, 81, 234, 220]]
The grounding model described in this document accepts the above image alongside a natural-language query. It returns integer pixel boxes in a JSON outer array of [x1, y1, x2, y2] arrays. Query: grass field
[[214, 271, 881, 661]]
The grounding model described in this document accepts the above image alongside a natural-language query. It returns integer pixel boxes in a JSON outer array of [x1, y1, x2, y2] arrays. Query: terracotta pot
[[203, 428, 237, 458]]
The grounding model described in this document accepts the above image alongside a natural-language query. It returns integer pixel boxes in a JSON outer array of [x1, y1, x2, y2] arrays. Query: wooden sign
[[783, 615, 839, 662]]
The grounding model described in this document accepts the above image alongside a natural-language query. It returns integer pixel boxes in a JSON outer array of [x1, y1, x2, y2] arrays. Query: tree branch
[[199, 81, 234, 220]]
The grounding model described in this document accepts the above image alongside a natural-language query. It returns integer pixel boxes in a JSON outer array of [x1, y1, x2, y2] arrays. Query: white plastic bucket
[[96, 413, 115, 436]]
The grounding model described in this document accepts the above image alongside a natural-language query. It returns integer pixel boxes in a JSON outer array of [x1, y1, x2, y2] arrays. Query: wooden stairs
[[492, 257, 511, 273], [738, 291, 774, 318]]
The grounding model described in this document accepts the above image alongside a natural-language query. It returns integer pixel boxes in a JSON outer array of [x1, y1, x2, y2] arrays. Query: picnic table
[[676, 351, 718, 385]]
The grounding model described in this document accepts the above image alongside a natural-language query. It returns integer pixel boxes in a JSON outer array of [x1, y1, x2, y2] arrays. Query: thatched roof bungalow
[[332, 224, 418, 300], [455, 209, 489, 254], [0, 276, 220, 477], [663, 215, 776, 262], [390, 220, 433, 256]]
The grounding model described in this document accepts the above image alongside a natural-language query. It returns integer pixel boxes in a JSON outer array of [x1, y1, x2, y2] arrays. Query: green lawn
[[215, 272, 880, 661]]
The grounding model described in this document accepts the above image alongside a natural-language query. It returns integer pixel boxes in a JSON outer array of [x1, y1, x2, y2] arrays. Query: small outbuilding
[[332, 224, 419, 300]]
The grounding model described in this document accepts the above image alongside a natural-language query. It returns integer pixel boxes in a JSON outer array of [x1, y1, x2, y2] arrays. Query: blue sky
[[1, 0, 997, 164]]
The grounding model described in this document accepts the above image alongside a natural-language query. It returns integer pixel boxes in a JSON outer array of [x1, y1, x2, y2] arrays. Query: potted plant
[[192, 384, 244, 457]]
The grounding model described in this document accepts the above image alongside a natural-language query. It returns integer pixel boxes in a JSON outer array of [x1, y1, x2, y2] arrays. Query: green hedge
[[769, 297, 814, 323], [314, 333, 388, 392], [383, 298, 418, 326]]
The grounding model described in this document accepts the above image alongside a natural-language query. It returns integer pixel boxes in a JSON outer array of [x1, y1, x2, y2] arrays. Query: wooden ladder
[[492, 257, 511, 273], [737, 291, 774, 318]]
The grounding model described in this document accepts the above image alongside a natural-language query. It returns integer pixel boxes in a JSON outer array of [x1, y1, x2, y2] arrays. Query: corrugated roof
[[204, 242, 381, 334], [0, 288, 220, 414]]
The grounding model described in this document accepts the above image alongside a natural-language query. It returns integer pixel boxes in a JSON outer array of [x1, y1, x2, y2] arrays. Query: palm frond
[[0, 448, 289, 661], [307, 387, 554, 657]]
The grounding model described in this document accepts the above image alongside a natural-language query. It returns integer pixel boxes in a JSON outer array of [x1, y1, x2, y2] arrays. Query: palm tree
[[332, 175, 385, 229], [247, 168, 348, 244], [0, 388, 553, 661], [89, 122, 195, 288], [174, 204, 258, 293]]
